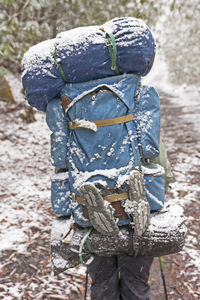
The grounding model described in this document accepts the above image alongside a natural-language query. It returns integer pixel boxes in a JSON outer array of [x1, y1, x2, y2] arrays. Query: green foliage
[[0, 0, 199, 84], [0, 0, 48, 71], [160, 0, 200, 84], [0, 0, 162, 72]]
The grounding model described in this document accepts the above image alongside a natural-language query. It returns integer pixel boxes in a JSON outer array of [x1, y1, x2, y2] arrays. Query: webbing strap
[[79, 227, 95, 265], [73, 192, 129, 206], [103, 192, 129, 202], [52, 44, 68, 83], [84, 228, 94, 253], [68, 114, 134, 130], [100, 28, 120, 75], [61, 94, 72, 111]]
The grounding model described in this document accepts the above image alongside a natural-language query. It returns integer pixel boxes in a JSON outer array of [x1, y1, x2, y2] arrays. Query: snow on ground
[[0, 58, 200, 298], [146, 53, 200, 262], [144, 55, 200, 298], [0, 82, 87, 299]]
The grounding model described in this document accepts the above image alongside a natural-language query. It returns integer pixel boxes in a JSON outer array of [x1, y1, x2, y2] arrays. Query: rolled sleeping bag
[[21, 17, 156, 112]]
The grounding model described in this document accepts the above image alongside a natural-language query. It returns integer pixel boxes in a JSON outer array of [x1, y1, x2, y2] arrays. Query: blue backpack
[[46, 74, 165, 226]]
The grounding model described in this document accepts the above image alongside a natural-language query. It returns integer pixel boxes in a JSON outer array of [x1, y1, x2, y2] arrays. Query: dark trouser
[[87, 255, 153, 300]]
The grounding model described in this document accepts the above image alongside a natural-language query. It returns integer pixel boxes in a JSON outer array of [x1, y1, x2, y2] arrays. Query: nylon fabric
[[21, 17, 155, 111], [137, 86, 160, 158], [63, 75, 141, 192], [46, 97, 69, 169]]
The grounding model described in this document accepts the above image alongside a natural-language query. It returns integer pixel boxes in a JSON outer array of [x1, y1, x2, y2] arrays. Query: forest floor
[[149, 88, 200, 300], [0, 78, 199, 299]]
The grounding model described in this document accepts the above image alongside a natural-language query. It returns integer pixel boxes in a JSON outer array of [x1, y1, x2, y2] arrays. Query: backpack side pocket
[[46, 98, 69, 169], [51, 172, 72, 215], [137, 86, 160, 159], [143, 164, 165, 211]]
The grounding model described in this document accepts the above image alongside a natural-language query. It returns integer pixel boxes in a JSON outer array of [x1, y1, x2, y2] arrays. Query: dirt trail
[[0, 89, 199, 299], [149, 90, 200, 300]]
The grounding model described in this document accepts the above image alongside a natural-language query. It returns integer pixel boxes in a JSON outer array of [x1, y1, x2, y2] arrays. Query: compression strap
[[100, 27, 120, 75], [68, 114, 134, 130], [52, 43, 68, 83], [73, 192, 129, 205]]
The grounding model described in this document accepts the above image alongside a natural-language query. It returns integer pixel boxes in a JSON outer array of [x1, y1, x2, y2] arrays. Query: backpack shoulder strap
[[61, 94, 72, 111]]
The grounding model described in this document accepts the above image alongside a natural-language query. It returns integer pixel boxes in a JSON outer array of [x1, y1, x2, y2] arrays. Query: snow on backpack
[[21, 17, 155, 112], [46, 74, 165, 225]]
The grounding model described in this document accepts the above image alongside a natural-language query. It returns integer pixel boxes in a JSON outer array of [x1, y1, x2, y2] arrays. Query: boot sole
[[129, 170, 150, 236], [80, 183, 119, 236]]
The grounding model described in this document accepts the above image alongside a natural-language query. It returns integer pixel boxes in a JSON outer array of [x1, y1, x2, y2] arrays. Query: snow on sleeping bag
[[21, 17, 155, 112]]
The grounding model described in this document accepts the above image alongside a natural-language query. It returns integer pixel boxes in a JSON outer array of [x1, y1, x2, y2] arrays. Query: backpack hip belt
[[72, 191, 129, 220]]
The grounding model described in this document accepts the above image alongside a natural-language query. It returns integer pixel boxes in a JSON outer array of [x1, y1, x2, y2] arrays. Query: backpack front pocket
[[143, 164, 165, 211], [51, 172, 72, 215]]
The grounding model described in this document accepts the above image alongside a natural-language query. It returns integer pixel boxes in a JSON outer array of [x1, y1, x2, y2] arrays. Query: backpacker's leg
[[118, 255, 153, 300], [87, 255, 121, 300]]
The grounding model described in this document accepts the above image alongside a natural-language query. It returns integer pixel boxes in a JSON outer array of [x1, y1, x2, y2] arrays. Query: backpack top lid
[[61, 73, 141, 110]]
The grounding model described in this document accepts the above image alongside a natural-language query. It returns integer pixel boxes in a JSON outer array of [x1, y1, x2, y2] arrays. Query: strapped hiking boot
[[79, 183, 119, 236], [124, 169, 150, 237]]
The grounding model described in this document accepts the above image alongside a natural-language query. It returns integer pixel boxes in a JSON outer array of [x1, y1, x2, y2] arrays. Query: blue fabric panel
[[144, 175, 165, 211], [137, 86, 160, 158], [51, 173, 72, 215], [61, 73, 140, 107], [46, 98, 68, 168]]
